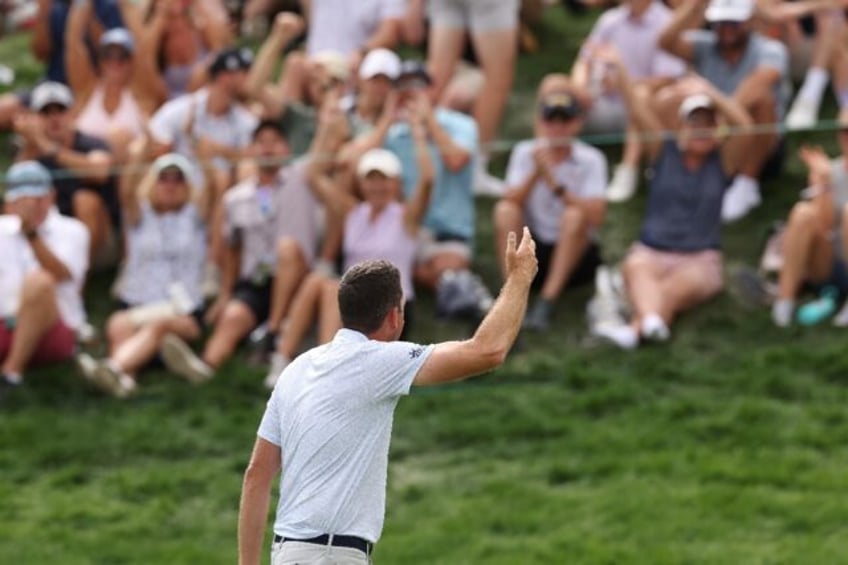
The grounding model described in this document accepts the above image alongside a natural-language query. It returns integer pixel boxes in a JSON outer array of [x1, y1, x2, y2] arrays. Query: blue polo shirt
[[384, 108, 478, 242]]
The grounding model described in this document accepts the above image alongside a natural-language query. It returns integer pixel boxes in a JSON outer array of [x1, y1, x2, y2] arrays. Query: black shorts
[[533, 238, 602, 291], [233, 279, 275, 325]]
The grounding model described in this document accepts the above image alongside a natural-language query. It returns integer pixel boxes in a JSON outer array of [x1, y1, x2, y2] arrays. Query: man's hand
[[532, 143, 559, 187], [505, 227, 538, 285], [12, 113, 43, 148]]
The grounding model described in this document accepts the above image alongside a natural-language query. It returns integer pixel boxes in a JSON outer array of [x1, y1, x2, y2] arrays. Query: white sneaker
[[771, 299, 794, 328], [833, 299, 848, 327], [75, 352, 99, 381], [90, 361, 136, 399], [160, 334, 213, 384], [472, 159, 506, 197], [263, 353, 291, 389], [606, 164, 638, 203], [722, 176, 762, 223], [593, 323, 639, 350], [785, 97, 819, 131], [640, 313, 670, 342], [201, 263, 221, 300]]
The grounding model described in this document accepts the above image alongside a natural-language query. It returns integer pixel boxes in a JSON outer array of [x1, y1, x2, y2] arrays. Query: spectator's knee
[[493, 199, 521, 228], [560, 206, 587, 233], [276, 237, 305, 264], [106, 312, 133, 342], [72, 190, 104, 216], [788, 201, 818, 229], [22, 269, 57, 299]]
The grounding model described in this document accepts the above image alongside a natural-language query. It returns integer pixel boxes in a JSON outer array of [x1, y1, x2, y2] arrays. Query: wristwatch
[[24, 228, 38, 241], [552, 185, 566, 198]]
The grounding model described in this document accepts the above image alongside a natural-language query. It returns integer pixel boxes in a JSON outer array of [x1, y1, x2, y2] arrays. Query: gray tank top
[[640, 140, 729, 252]]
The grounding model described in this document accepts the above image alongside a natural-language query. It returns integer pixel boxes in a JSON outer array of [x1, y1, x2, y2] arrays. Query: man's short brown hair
[[338, 260, 403, 334]]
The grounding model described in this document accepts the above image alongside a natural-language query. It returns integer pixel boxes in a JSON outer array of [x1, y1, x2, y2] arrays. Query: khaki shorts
[[271, 540, 370, 565], [428, 0, 520, 32], [627, 242, 724, 298]]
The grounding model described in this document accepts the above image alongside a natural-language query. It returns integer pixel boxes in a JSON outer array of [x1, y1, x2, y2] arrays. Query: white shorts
[[428, 0, 520, 32], [583, 96, 628, 136]]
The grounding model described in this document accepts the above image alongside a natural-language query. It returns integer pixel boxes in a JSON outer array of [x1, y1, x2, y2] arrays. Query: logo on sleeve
[[409, 346, 424, 359]]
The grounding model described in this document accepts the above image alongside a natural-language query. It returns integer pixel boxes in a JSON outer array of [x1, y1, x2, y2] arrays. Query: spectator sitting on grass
[[64, 8, 158, 163], [494, 74, 607, 331], [75, 154, 212, 398], [658, 0, 790, 222], [571, 0, 685, 202], [160, 120, 328, 379], [771, 109, 848, 327], [0, 162, 89, 398], [264, 112, 434, 388], [377, 61, 492, 318], [592, 50, 754, 349], [13, 81, 118, 267]]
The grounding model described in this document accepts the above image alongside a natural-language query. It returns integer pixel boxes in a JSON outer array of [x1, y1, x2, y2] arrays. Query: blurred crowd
[[2, 0, 848, 398]]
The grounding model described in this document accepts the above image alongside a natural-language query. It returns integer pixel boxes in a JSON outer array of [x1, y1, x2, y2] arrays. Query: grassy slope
[[3, 10, 848, 564]]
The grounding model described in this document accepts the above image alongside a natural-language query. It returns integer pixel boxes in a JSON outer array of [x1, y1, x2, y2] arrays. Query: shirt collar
[[335, 328, 369, 343]]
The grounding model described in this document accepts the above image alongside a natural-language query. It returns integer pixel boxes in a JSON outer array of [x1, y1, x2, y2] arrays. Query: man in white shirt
[[238, 229, 538, 565], [0, 161, 90, 396]]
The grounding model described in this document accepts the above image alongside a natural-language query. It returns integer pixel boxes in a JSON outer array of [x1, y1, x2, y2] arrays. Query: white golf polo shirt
[[257, 328, 434, 543], [0, 209, 89, 329]]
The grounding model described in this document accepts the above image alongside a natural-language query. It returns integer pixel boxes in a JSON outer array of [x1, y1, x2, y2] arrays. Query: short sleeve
[[651, 49, 687, 79], [580, 148, 608, 200], [51, 219, 90, 286], [504, 140, 535, 187], [148, 98, 185, 146], [755, 38, 788, 75], [257, 390, 282, 446], [367, 341, 435, 400], [685, 29, 714, 67], [380, 0, 405, 19], [439, 110, 478, 153]]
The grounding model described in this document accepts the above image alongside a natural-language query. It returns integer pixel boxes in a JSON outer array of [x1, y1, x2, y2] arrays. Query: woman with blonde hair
[[78, 153, 212, 397]]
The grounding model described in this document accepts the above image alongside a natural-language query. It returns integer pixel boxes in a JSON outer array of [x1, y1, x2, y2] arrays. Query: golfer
[[238, 228, 538, 565]]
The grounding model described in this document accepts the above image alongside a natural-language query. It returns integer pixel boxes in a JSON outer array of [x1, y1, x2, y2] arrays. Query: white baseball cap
[[679, 94, 715, 119], [4, 161, 53, 201], [705, 0, 754, 22], [30, 81, 74, 111], [359, 48, 401, 81], [357, 148, 402, 178], [312, 51, 350, 82]]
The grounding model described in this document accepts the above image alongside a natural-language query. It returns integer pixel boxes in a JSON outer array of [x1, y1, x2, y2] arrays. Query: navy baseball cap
[[209, 47, 254, 77]]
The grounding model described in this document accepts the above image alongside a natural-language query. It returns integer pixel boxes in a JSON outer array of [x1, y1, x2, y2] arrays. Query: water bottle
[[796, 286, 839, 326]]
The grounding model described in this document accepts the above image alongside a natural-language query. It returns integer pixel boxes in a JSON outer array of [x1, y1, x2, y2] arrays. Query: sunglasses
[[39, 104, 68, 116], [100, 48, 130, 62], [711, 20, 743, 29], [158, 170, 186, 184]]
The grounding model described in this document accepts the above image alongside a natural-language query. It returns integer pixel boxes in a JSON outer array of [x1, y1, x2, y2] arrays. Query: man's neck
[[627, 0, 651, 18], [206, 86, 232, 116], [258, 169, 280, 186]]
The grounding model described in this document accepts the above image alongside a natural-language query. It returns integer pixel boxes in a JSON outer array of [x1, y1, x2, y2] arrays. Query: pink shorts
[[0, 319, 76, 366], [627, 243, 724, 297]]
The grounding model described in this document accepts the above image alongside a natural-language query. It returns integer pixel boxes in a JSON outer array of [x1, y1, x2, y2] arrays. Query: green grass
[[4, 10, 848, 564]]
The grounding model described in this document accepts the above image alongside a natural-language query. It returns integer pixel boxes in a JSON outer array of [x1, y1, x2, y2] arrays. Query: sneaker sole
[[160, 337, 211, 384]]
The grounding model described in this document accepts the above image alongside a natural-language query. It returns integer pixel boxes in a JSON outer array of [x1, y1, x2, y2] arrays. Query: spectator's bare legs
[[493, 199, 523, 280], [833, 45, 848, 109], [109, 316, 201, 376], [0, 271, 59, 376], [427, 26, 465, 104], [539, 207, 591, 301], [208, 169, 233, 269], [203, 302, 257, 369], [733, 81, 778, 180], [267, 237, 309, 333], [73, 189, 113, 263], [469, 25, 517, 147], [623, 254, 720, 327], [415, 252, 470, 290], [787, 12, 844, 128], [277, 273, 326, 359], [317, 278, 341, 343], [777, 201, 833, 301]]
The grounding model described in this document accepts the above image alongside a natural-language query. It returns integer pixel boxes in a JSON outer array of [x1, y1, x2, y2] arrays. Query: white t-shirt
[[148, 88, 258, 174], [258, 329, 434, 543], [505, 139, 607, 245], [0, 209, 89, 329], [306, 0, 405, 56]]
